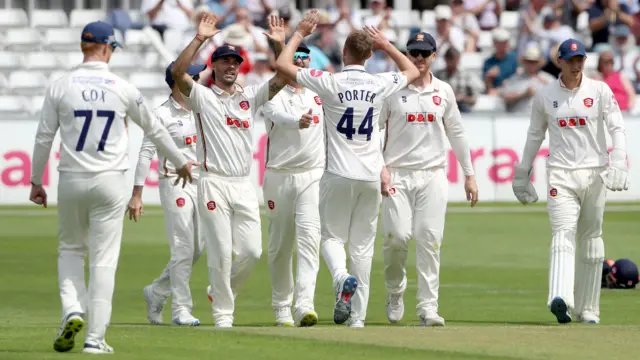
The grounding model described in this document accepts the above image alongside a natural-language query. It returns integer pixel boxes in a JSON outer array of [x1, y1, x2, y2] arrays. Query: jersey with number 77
[[296, 66, 408, 181]]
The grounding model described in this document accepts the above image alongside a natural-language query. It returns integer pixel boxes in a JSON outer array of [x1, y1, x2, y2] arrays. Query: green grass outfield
[[1, 202, 639, 360]]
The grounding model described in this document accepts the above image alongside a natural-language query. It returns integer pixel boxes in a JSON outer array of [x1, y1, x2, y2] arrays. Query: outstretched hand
[[296, 9, 319, 37], [263, 15, 286, 44], [197, 13, 221, 40], [364, 25, 391, 51]]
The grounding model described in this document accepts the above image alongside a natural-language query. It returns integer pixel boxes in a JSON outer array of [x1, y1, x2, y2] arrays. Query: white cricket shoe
[[82, 341, 114, 354], [386, 292, 404, 323], [420, 310, 445, 327], [215, 321, 233, 328], [172, 312, 200, 326], [576, 311, 600, 324], [143, 285, 165, 325], [347, 319, 365, 328], [294, 308, 318, 327], [274, 307, 294, 327], [53, 312, 84, 352], [333, 275, 358, 325]]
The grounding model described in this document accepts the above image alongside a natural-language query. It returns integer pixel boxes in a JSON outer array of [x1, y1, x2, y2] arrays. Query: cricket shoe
[[333, 275, 358, 325], [82, 341, 114, 354], [143, 285, 165, 325], [420, 311, 445, 327], [347, 319, 365, 328], [172, 312, 200, 326], [274, 307, 294, 327], [386, 292, 404, 323], [575, 311, 599, 324], [550, 296, 572, 324], [53, 312, 84, 352], [294, 308, 318, 327]]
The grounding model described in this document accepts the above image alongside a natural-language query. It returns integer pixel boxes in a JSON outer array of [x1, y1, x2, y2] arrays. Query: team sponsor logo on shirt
[[176, 197, 186, 208], [553, 101, 558, 108], [226, 116, 250, 129], [184, 135, 197, 145], [557, 117, 587, 128], [239, 100, 250, 110], [310, 69, 323, 77], [550, 188, 558, 197], [267, 200, 275, 210], [432, 95, 442, 106], [583, 98, 593, 108], [314, 95, 322, 105], [406, 112, 435, 123], [313, 115, 320, 124], [207, 201, 216, 211]]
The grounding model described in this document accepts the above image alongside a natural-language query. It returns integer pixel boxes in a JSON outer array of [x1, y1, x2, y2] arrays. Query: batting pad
[[548, 230, 576, 309], [574, 237, 604, 316]]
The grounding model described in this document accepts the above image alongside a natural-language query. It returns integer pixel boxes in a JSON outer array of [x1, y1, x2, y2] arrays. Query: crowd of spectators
[[121, 0, 640, 113]]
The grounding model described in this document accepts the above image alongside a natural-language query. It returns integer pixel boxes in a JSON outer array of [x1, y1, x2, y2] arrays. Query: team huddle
[[27, 8, 629, 356]]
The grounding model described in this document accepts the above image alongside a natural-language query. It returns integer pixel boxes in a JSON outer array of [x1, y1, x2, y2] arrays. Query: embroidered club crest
[[570, 43, 578, 51], [239, 100, 250, 110], [207, 201, 216, 211], [314, 95, 322, 105], [176, 198, 185, 208], [583, 98, 593, 108], [432, 95, 442, 106]]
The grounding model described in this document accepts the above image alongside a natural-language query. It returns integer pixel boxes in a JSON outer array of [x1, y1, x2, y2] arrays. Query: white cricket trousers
[[148, 178, 204, 316], [263, 168, 322, 313], [57, 170, 126, 345], [546, 167, 607, 316], [198, 173, 262, 326], [380, 168, 448, 317], [320, 171, 381, 322]]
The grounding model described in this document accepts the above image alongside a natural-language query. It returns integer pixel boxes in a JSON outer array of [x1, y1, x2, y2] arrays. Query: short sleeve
[[376, 72, 409, 99], [296, 68, 335, 97], [183, 82, 210, 112], [243, 82, 270, 114]]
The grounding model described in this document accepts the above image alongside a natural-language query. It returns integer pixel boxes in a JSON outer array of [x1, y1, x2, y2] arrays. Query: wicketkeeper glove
[[512, 164, 538, 205], [600, 149, 629, 191]]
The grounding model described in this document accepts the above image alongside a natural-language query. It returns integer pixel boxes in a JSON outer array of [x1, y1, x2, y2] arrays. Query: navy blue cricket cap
[[557, 38, 586, 60], [297, 42, 310, 54], [211, 44, 244, 64], [406, 32, 436, 52], [81, 21, 121, 48], [165, 61, 207, 88]]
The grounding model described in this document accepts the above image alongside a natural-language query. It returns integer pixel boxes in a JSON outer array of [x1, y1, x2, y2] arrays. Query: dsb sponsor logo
[[557, 117, 587, 128], [226, 116, 250, 129], [406, 112, 435, 123]]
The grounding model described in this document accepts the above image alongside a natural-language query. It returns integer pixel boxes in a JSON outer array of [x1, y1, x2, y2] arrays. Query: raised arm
[[276, 10, 319, 82], [261, 15, 289, 101], [171, 13, 221, 97], [364, 25, 419, 84]]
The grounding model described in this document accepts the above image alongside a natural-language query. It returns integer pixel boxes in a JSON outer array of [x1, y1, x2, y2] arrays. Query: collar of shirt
[[285, 84, 305, 94], [407, 73, 440, 94], [211, 83, 244, 97], [76, 61, 109, 70], [342, 64, 366, 72], [558, 73, 586, 92], [169, 95, 190, 112]]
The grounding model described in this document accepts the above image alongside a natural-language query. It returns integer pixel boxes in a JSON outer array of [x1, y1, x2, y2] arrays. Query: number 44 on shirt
[[336, 107, 374, 141]]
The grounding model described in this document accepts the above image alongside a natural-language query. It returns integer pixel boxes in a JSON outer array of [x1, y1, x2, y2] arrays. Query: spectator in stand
[[245, 0, 290, 28], [365, 29, 400, 73], [483, 28, 519, 94], [305, 10, 338, 71], [591, 49, 636, 111], [431, 5, 466, 72], [434, 47, 485, 113], [141, 0, 195, 36], [205, 0, 248, 29], [499, 46, 554, 113], [362, 0, 396, 32], [244, 52, 274, 86], [610, 24, 640, 91], [278, 6, 295, 38], [214, 7, 270, 61], [329, 0, 363, 47], [517, 0, 554, 57], [451, 0, 480, 52], [619, 0, 640, 14], [464, 0, 501, 31], [588, 0, 635, 51], [553, 0, 594, 31], [535, 13, 575, 73]]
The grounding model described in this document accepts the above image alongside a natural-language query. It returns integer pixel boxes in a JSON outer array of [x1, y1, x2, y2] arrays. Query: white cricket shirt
[[133, 96, 200, 186], [381, 75, 475, 176], [31, 62, 186, 185], [184, 81, 269, 178], [296, 65, 408, 181], [262, 84, 325, 170], [521, 74, 627, 170]]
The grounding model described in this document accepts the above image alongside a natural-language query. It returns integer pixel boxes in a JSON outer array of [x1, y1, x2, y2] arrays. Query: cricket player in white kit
[[262, 42, 324, 327], [28, 21, 195, 354], [171, 14, 287, 328], [128, 62, 206, 327], [275, 12, 420, 327], [380, 32, 478, 326], [512, 39, 629, 324]]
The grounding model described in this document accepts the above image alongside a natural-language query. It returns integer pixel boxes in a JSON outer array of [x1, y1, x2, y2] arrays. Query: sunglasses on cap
[[409, 49, 434, 58], [294, 52, 310, 61]]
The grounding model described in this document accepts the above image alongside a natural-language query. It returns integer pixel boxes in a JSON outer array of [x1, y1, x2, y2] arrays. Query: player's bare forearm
[[171, 37, 203, 96], [267, 75, 287, 101], [383, 42, 419, 83], [276, 33, 303, 82], [132, 185, 144, 198], [271, 38, 285, 60]]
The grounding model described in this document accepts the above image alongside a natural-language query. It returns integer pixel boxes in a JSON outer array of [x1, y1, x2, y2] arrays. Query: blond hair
[[344, 30, 373, 63]]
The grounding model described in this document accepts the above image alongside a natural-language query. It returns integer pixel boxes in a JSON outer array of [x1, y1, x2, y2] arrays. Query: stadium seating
[[31, 9, 69, 28]]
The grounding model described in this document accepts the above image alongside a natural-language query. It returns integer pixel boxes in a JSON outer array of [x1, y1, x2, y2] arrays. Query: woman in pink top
[[593, 49, 635, 111]]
